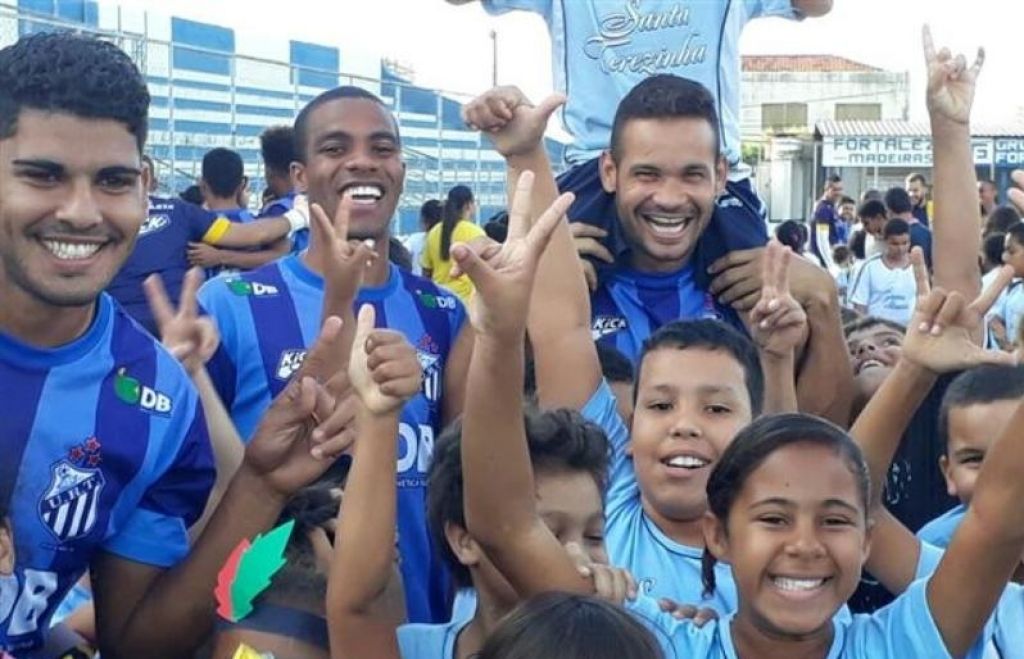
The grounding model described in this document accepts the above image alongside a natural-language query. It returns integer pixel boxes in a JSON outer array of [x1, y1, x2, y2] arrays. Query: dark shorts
[[556, 156, 768, 288]]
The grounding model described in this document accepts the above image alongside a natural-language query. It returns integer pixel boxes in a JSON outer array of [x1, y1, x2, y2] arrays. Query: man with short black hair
[[905, 172, 931, 227], [0, 32, 339, 658], [885, 186, 932, 268], [979, 178, 999, 218], [810, 173, 844, 266]]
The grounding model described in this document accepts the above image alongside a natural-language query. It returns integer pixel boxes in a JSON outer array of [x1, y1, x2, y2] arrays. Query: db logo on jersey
[[114, 368, 173, 415], [227, 279, 280, 297], [417, 290, 458, 310], [591, 316, 628, 340], [276, 349, 308, 380]]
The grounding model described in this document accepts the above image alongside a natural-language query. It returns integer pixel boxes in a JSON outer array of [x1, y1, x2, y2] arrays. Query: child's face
[[629, 347, 753, 525], [1003, 236, 1024, 277], [884, 233, 910, 260], [0, 517, 12, 576], [467, 468, 608, 605], [941, 400, 1019, 505], [846, 324, 903, 402], [705, 443, 869, 640]]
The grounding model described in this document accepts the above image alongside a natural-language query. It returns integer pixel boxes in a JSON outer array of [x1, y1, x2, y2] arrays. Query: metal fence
[[0, 2, 563, 233]]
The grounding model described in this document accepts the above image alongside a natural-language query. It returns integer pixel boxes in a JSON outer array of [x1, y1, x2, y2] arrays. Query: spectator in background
[[860, 188, 883, 203], [810, 173, 844, 267], [422, 184, 485, 303], [775, 220, 808, 258], [187, 147, 291, 276], [990, 223, 1024, 351], [389, 236, 414, 272], [983, 204, 1021, 238], [483, 210, 509, 243], [403, 199, 443, 276], [982, 232, 1007, 277], [849, 219, 918, 327], [979, 178, 999, 218], [180, 184, 203, 206], [850, 199, 889, 261], [885, 186, 932, 268], [905, 172, 932, 227], [837, 195, 857, 243], [832, 244, 855, 304], [259, 125, 306, 251]]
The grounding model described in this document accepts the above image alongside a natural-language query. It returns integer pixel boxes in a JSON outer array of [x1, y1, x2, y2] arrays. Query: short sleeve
[[581, 379, 637, 515], [481, 0, 552, 18], [421, 231, 436, 271], [853, 577, 990, 658], [184, 203, 220, 241], [915, 542, 944, 580], [102, 402, 214, 566], [848, 263, 871, 307]]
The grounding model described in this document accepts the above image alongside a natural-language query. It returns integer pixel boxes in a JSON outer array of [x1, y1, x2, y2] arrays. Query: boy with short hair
[[850, 219, 918, 326], [990, 223, 1024, 351], [917, 364, 1024, 555]]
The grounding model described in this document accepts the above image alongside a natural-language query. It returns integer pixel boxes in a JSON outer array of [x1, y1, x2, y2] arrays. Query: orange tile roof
[[742, 55, 883, 73]]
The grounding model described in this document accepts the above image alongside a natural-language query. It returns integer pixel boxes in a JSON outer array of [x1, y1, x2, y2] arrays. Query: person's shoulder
[[397, 618, 466, 657], [198, 261, 286, 308], [625, 596, 720, 656]]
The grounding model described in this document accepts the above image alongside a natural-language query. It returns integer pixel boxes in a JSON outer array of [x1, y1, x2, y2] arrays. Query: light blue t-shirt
[[629, 577, 990, 659], [917, 504, 966, 549], [993, 279, 1024, 349], [581, 380, 737, 611], [916, 541, 1021, 659], [397, 617, 471, 659], [482, 0, 799, 171]]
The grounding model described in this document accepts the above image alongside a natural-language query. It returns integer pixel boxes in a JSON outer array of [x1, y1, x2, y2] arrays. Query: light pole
[[490, 29, 498, 86]]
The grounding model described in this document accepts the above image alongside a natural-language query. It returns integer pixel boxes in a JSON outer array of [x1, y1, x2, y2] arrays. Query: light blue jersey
[[397, 617, 471, 659], [482, 0, 799, 171], [993, 280, 1024, 349], [581, 381, 737, 611], [917, 504, 966, 549], [629, 577, 990, 658]]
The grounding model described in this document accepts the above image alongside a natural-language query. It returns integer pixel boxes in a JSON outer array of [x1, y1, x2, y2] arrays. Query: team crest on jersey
[[38, 439, 106, 543], [276, 349, 308, 381], [591, 315, 628, 340], [416, 336, 442, 403], [138, 213, 170, 237], [226, 279, 279, 297]]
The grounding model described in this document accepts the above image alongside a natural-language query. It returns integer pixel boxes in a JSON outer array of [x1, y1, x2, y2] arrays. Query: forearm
[[510, 147, 600, 409], [189, 367, 245, 541], [850, 360, 936, 508], [218, 240, 290, 270], [931, 117, 981, 302], [106, 468, 287, 657], [216, 217, 290, 248], [795, 291, 854, 425], [328, 410, 400, 639], [463, 333, 536, 541], [761, 352, 798, 414]]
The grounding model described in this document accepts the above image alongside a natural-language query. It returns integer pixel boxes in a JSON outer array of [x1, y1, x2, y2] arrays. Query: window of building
[[761, 103, 809, 132], [834, 103, 882, 121]]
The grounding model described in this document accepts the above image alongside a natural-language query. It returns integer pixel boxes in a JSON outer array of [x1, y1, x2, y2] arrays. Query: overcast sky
[[117, 0, 1024, 126]]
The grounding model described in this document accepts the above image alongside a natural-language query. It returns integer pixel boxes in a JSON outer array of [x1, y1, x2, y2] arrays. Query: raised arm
[[925, 26, 985, 304], [463, 87, 600, 409], [93, 317, 359, 658], [855, 256, 1014, 594], [748, 241, 808, 414], [328, 305, 423, 659], [455, 171, 591, 597]]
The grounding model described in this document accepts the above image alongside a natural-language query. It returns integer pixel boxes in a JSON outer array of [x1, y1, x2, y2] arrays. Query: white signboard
[[822, 136, 994, 167]]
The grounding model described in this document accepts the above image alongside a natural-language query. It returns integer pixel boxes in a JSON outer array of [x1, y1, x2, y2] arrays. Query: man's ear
[[599, 150, 618, 195], [714, 155, 728, 196], [291, 162, 308, 193]]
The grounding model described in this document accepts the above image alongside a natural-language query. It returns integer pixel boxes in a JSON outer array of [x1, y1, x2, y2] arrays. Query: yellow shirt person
[[421, 219, 485, 303]]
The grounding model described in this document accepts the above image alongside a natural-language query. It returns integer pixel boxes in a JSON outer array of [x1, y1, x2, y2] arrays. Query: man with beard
[[905, 172, 931, 227], [199, 86, 473, 624]]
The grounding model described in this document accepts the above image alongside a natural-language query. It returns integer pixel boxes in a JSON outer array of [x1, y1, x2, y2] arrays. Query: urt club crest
[[416, 335, 442, 403], [38, 439, 106, 543]]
